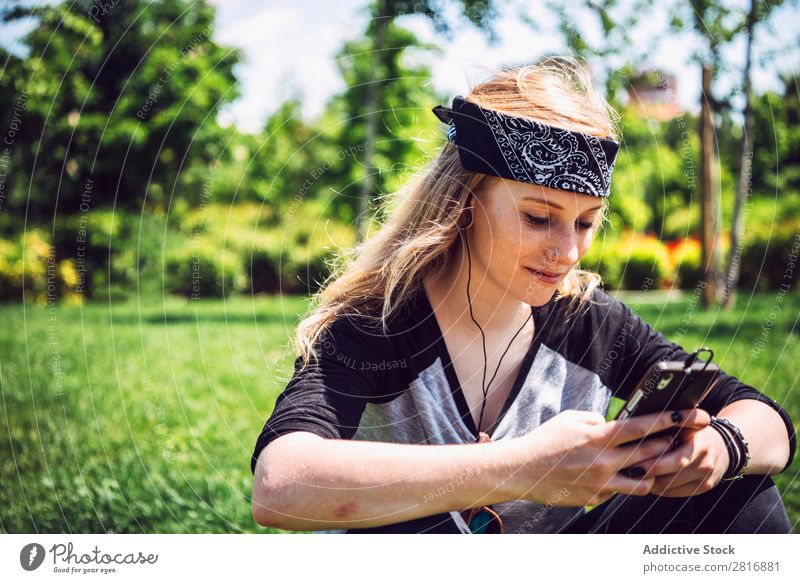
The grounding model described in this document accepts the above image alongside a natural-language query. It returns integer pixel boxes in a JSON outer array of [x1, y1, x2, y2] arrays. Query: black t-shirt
[[250, 286, 796, 533]]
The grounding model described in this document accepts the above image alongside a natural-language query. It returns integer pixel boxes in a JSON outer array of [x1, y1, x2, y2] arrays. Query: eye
[[523, 213, 549, 227], [524, 213, 594, 231]]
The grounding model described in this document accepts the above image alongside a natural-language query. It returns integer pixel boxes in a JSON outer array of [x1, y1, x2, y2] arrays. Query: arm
[[610, 294, 795, 496], [716, 399, 790, 475], [251, 431, 520, 531], [639, 398, 792, 497], [252, 410, 705, 531]]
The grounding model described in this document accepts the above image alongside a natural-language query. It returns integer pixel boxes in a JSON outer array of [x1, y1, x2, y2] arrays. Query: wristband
[[709, 419, 740, 480], [711, 416, 750, 481]]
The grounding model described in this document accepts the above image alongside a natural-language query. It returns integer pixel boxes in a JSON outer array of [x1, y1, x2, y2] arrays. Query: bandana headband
[[432, 96, 619, 197]]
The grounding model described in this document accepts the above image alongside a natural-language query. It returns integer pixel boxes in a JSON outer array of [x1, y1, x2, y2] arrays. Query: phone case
[[615, 348, 721, 421]]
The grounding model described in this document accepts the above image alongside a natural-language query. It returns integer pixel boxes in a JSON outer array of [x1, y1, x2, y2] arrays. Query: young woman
[[250, 57, 795, 534]]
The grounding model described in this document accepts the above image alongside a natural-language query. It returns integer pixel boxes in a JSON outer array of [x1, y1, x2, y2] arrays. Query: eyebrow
[[521, 196, 603, 213]]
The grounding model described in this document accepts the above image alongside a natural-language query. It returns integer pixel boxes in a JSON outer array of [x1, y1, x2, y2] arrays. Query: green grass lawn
[[1, 290, 798, 533]]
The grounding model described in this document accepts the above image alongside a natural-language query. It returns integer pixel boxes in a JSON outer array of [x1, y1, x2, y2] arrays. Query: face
[[468, 177, 604, 306]]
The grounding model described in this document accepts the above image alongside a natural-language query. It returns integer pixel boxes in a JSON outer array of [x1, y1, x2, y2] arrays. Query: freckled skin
[[333, 501, 358, 519], [468, 178, 601, 308]]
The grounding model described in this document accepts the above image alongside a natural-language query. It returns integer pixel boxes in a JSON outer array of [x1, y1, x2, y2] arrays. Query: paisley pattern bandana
[[433, 96, 619, 197]]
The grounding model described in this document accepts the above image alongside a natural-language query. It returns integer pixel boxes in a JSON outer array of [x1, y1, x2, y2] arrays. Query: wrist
[[710, 416, 750, 481], [487, 438, 530, 502], [498, 435, 553, 503], [705, 425, 731, 482]]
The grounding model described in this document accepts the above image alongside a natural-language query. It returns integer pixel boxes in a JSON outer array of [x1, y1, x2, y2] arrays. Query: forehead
[[481, 177, 604, 213]]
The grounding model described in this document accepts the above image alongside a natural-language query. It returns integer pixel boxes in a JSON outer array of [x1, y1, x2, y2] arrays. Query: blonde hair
[[294, 56, 620, 366]]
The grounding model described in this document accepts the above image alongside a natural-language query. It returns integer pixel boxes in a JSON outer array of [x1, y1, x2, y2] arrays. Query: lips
[[526, 267, 565, 283]]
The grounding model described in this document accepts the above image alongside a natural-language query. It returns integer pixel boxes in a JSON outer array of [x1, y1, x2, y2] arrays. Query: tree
[[323, 19, 443, 227], [0, 0, 240, 220], [353, 0, 499, 241], [671, 0, 796, 306], [529, 0, 658, 107]]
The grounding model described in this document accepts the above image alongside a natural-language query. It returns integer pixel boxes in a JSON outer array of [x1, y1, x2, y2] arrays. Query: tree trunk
[[700, 63, 721, 307], [356, 0, 391, 243], [722, 0, 757, 309]]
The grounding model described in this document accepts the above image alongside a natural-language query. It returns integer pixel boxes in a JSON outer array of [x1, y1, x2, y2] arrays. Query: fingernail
[[671, 411, 683, 423], [671, 436, 683, 450], [626, 466, 646, 478]]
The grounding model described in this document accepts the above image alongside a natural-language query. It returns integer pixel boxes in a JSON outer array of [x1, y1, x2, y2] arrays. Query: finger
[[567, 410, 607, 425], [611, 435, 674, 471], [678, 408, 712, 431], [604, 473, 655, 497], [652, 471, 700, 493], [604, 408, 708, 448], [636, 440, 697, 478]]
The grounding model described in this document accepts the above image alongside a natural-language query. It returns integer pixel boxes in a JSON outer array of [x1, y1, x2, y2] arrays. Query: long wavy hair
[[294, 56, 620, 366]]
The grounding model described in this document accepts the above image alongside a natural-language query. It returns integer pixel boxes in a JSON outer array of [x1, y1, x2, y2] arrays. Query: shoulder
[[535, 288, 653, 355], [316, 312, 395, 362], [545, 287, 631, 329]]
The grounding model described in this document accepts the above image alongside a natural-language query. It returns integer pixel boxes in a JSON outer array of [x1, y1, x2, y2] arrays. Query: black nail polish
[[623, 466, 646, 478], [671, 411, 683, 423]]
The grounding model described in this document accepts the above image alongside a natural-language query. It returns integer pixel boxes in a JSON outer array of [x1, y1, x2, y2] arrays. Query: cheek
[[578, 230, 596, 257]]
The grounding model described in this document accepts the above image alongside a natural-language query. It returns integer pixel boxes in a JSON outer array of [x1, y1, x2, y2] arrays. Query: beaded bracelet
[[711, 416, 750, 481]]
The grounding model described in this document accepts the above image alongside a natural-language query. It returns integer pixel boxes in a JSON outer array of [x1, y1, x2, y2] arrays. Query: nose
[[544, 225, 580, 268]]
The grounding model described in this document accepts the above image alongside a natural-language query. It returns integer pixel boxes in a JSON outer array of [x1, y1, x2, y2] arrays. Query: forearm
[[717, 400, 791, 475], [252, 432, 521, 531]]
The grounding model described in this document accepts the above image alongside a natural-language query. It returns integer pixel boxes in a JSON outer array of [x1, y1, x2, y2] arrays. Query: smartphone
[[614, 348, 720, 433], [614, 349, 720, 477]]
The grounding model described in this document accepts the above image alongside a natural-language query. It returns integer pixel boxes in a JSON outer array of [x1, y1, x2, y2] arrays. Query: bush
[[53, 210, 170, 297], [245, 234, 282, 294], [0, 230, 81, 303], [739, 221, 800, 292], [666, 237, 703, 290], [580, 236, 623, 290], [165, 243, 246, 298], [581, 232, 672, 290], [620, 237, 671, 290]]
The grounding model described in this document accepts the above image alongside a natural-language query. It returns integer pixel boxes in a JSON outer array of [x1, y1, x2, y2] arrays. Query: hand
[[634, 423, 730, 497], [508, 408, 709, 507]]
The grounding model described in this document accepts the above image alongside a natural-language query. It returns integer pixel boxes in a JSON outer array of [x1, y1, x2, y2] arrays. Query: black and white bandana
[[433, 96, 619, 197]]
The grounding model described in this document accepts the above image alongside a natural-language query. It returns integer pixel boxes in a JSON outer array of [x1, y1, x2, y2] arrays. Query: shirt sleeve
[[250, 315, 395, 474], [611, 297, 796, 474]]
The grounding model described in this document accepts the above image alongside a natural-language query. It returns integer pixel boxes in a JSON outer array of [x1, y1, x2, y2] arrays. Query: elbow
[[251, 473, 270, 526], [252, 472, 295, 529], [251, 432, 326, 529], [252, 475, 281, 527], [251, 450, 291, 528]]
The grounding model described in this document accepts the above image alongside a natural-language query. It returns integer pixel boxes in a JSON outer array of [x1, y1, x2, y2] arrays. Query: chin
[[518, 284, 558, 307]]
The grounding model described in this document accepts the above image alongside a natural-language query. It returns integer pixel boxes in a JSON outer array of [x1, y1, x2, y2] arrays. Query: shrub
[[620, 236, 671, 290], [580, 237, 623, 290], [666, 237, 703, 290], [738, 221, 800, 292], [0, 230, 50, 302], [52, 210, 170, 297], [245, 234, 282, 294], [581, 232, 672, 290], [165, 243, 246, 298]]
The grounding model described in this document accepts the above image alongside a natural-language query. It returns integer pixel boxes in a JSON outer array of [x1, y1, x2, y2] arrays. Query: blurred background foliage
[[1, 0, 799, 535], [0, 0, 798, 303]]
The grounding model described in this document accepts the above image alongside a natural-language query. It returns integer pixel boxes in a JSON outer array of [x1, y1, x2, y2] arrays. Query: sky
[[207, 0, 800, 132], [2, 0, 799, 133]]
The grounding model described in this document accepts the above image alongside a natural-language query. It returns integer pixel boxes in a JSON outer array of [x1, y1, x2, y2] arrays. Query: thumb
[[567, 410, 607, 426], [676, 408, 711, 431]]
